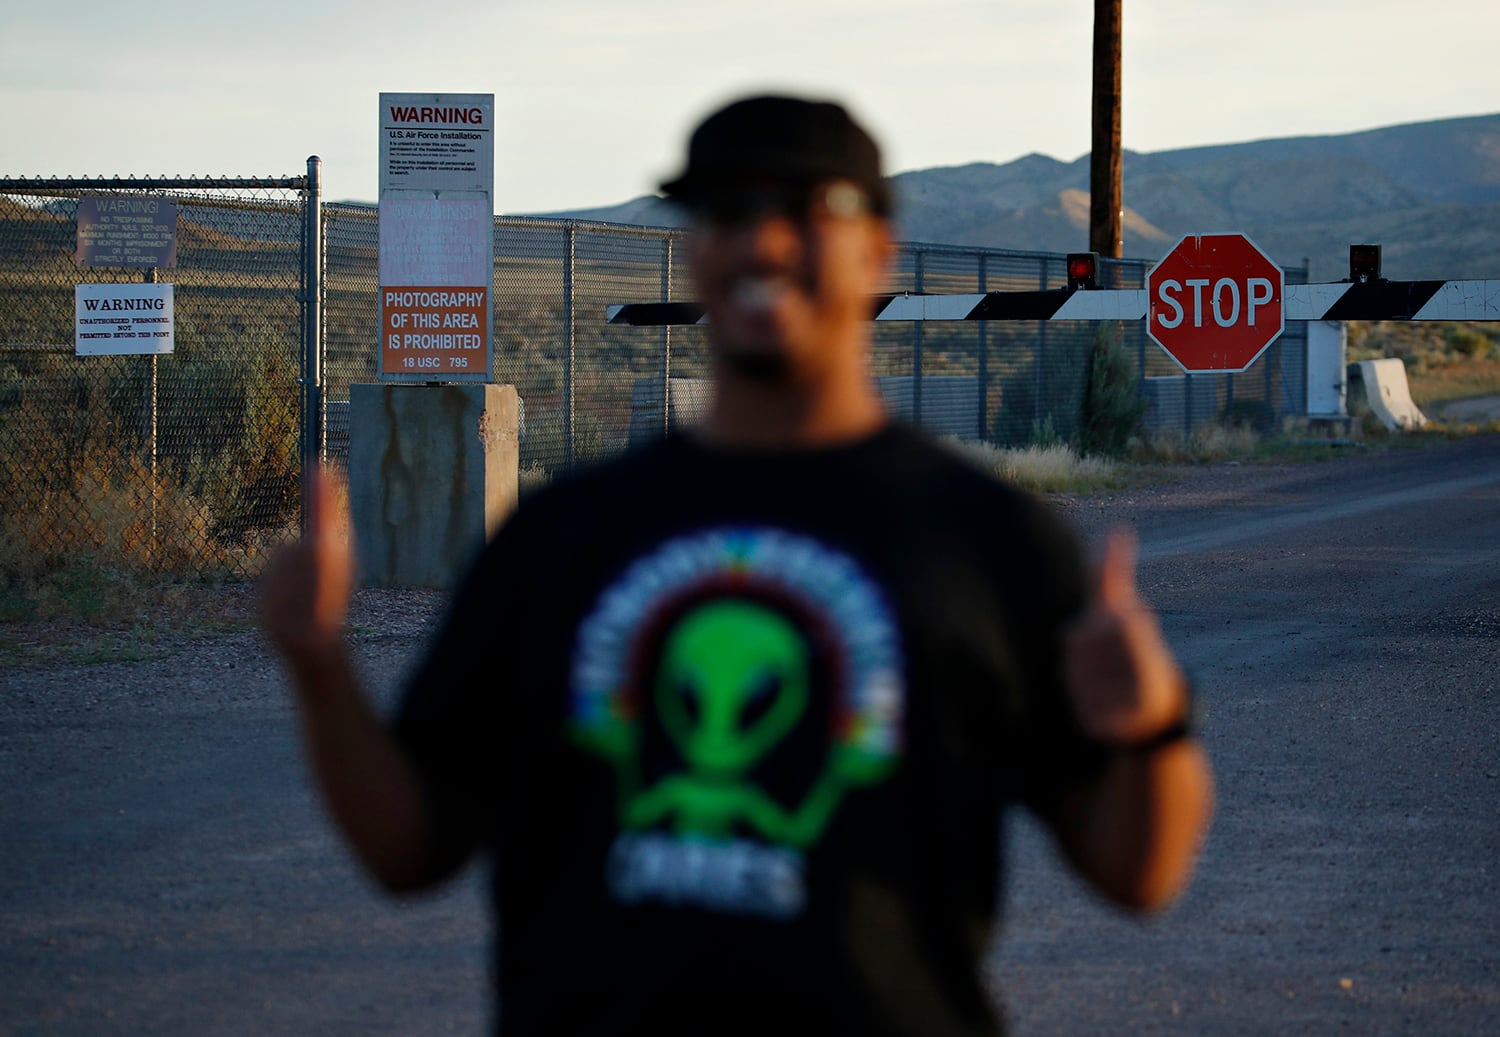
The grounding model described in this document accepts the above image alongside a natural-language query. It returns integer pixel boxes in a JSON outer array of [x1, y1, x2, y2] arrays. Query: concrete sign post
[[1147, 233, 1285, 372], [378, 92, 494, 382]]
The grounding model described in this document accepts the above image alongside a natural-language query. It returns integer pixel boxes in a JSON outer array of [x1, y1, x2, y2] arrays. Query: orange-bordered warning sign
[[380, 285, 488, 377]]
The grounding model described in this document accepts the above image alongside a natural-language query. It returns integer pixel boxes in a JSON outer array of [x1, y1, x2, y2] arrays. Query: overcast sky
[[2, 0, 1496, 213]]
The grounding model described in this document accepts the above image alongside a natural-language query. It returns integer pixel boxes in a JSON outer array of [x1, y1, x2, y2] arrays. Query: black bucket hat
[[659, 95, 892, 217]]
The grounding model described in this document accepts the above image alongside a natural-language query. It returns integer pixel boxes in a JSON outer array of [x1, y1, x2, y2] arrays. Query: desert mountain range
[[535, 112, 1500, 282]]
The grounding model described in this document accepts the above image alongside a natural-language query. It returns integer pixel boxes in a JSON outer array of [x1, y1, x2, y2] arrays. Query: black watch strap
[[1115, 716, 1194, 754], [1101, 677, 1199, 755]]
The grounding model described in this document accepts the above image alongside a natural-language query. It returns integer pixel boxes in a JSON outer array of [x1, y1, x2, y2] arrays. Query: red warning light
[[1066, 252, 1098, 290], [1348, 244, 1382, 283]]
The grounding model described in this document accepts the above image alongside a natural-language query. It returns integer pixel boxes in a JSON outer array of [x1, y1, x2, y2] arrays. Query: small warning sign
[[76, 197, 178, 268], [75, 283, 175, 356]]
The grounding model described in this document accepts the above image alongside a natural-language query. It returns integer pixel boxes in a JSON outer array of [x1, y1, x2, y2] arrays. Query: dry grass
[[0, 434, 304, 624], [949, 439, 1123, 494], [3, 467, 220, 622], [0, 473, 335, 667], [1128, 423, 1262, 464], [0, 464, 299, 661], [1407, 357, 1500, 407]]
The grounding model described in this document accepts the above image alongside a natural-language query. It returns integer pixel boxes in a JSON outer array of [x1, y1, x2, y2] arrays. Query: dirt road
[[3, 434, 1497, 1035], [1009, 432, 1500, 1035]]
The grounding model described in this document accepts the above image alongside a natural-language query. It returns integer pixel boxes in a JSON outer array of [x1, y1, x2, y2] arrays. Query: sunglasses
[[690, 181, 871, 227]]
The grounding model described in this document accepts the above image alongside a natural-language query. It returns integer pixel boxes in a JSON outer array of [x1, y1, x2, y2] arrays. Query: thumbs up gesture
[[1063, 528, 1191, 747], [261, 467, 356, 678]]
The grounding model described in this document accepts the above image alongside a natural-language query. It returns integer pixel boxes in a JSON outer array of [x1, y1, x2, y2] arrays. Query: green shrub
[[1029, 414, 1064, 449], [1444, 326, 1492, 360], [1077, 323, 1145, 458]]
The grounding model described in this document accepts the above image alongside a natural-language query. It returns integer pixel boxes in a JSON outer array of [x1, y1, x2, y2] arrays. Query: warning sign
[[76, 196, 178, 268], [380, 96, 493, 194], [377, 91, 494, 383], [75, 283, 175, 356], [381, 286, 487, 375]]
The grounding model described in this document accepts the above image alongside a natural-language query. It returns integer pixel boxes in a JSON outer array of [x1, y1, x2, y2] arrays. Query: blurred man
[[263, 94, 1212, 1036]]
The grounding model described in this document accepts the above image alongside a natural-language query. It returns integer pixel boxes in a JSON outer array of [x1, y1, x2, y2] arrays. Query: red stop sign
[[1147, 233, 1284, 372]]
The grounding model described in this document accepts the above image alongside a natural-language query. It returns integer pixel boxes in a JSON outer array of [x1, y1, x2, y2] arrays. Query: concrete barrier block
[[1349, 359, 1428, 432]]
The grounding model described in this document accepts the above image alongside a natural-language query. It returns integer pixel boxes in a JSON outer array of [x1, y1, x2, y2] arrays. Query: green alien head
[[654, 599, 810, 780]]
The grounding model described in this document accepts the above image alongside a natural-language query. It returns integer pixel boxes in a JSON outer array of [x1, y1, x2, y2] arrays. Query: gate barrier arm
[[606, 278, 1500, 327]]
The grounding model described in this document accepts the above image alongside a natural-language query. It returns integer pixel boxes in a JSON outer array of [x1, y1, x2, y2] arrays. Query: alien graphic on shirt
[[622, 599, 891, 847], [569, 527, 906, 915]]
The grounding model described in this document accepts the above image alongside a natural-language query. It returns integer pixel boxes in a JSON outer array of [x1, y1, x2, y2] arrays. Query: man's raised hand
[[260, 467, 354, 674], [1063, 527, 1190, 747]]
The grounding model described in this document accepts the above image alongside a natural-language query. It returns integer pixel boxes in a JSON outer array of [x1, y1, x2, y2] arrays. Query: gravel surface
[[3, 434, 1497, 1035], [1007, 434, 1500, 1036]]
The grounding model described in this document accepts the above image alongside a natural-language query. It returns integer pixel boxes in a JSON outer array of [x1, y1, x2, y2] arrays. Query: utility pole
[[1089, 0, 1123, 260]]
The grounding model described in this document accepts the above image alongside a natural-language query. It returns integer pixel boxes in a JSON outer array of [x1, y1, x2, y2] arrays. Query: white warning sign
[[378, 91, 494, 382], [75, 283, 175, 356], [380, 93, 494, 194]]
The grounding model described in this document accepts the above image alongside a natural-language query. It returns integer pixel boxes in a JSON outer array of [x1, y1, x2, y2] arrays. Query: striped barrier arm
[[605, 279, 1500, 326]]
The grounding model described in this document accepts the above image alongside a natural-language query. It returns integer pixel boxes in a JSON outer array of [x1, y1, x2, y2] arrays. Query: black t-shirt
[[392, 423, 1100, 1036]]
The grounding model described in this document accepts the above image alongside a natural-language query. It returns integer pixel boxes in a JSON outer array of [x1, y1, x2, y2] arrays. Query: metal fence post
[[563, 225, 577, 467], [1035, 257, 1048, 433], [912, 250, 925, 429], [1267, 340, 1277, 419], [144, 264, 159, 562], [977, 254, 988, 440], [1138, 320, 1148, 401], [300, 156, 323, 540], [660, 237, 672, 438]]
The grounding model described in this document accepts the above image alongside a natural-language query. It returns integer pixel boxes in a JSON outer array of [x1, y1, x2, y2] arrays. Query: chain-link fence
[[322, 216, 1306, 470], [1, 180, 1309, 584], [0, 175, 312, 589]]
